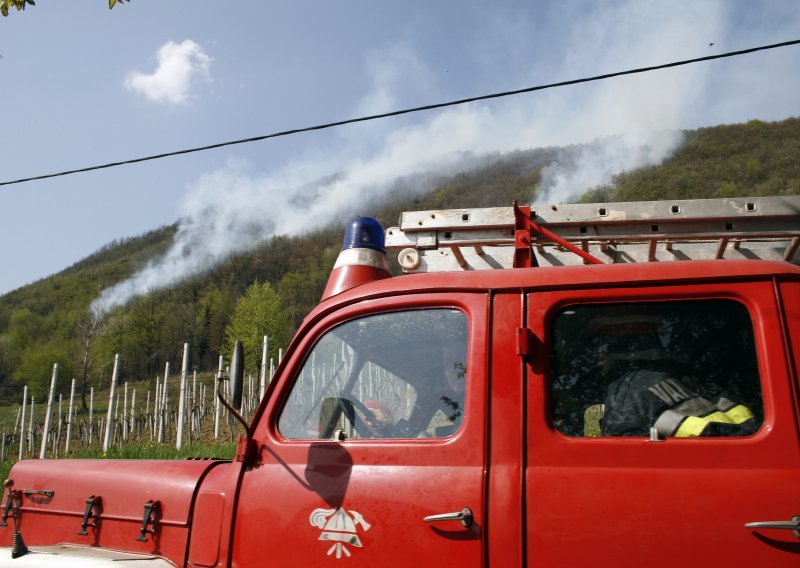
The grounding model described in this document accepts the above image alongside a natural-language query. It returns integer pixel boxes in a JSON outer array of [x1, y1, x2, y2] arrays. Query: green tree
[[0, 335, 13, 380], [225, 282, 290, 375], [277, 249, 336, 331], [126, 295, 165, 379], [2, 0, 128, 16], [1, 0, 33, 17], [13, 341, 73, 400], [7, 309, 37, 354]]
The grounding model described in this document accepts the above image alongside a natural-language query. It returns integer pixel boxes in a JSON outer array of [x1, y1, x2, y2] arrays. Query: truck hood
[[0, 458, 230, 566]]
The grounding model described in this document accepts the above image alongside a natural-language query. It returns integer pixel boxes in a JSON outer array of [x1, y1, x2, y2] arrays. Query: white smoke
[[535, 130, 684, 204], [92, 1, 797, 313]]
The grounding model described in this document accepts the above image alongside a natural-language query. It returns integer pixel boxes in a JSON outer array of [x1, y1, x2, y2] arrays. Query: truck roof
[[317, 258, 799, 314], [312, 195, 799, 327]]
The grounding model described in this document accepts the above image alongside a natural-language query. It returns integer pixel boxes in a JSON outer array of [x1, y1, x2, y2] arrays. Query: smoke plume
[[92, 1, 794, 313]]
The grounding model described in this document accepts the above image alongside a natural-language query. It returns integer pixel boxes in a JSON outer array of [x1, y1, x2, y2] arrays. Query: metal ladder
[[384, 195, 800, 273]]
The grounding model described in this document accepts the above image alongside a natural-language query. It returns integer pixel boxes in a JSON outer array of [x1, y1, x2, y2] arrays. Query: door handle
[[745, 515, 800, 538], [423, 507, 473, 528]]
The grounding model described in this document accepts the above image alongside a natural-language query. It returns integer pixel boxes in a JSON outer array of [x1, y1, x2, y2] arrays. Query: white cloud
[[124, 39, 211, 105]]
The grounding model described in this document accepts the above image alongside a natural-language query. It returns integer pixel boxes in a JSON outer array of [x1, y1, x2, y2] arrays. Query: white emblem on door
[[309, 508, 372, 559]]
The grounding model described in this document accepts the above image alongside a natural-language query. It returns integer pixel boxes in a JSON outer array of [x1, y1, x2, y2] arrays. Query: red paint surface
[[0, 459, 223, 565], [1, 259, 797, 567], [525, 280, 800, 566], [232, 293, 489, 567]]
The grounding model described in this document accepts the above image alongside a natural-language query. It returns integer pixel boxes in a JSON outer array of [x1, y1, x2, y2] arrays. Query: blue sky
[[1, 1, 798, 302]]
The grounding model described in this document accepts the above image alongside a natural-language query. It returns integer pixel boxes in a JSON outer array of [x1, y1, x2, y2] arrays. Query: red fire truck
[[1, 195, 799, 566]]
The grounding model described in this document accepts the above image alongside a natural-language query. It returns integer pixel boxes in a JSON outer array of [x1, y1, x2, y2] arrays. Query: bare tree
[[76, 311, 103, 410]]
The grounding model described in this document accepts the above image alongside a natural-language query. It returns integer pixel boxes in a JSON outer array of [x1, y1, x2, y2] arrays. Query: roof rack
[[384, 195, 800, 273]]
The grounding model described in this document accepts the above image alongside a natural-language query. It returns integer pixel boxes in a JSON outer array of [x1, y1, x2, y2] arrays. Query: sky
[[1, 1, 798, 306]]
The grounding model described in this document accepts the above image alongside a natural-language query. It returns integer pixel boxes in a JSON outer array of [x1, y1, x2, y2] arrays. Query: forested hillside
[[0, 118, 798, 405]]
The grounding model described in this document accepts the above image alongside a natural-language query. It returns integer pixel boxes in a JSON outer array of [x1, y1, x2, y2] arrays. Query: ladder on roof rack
[[384, 195, 800, 273]]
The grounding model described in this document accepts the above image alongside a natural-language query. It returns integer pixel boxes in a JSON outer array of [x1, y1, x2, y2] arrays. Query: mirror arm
[[217, 386, 252, 438]]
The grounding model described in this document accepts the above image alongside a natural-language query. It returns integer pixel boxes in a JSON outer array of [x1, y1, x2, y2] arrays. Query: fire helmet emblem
[[309, 507, 371, 559]]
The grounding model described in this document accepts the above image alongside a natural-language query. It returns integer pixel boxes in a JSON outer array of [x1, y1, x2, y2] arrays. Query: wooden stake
[[214, 355, 223, 439], [260, 335, 268, 398], [177, 343, 189, 450], [158, 362, 170, 443], [89, 387, 94, 446], [65, 378, 75, 454], [18, 386, 27, 461], [131, 388, 137, 440], [40, 363, 59, 459], [123, 382, 129, 441], [28, 397, 35, 457], [103, 354, 120, 453]]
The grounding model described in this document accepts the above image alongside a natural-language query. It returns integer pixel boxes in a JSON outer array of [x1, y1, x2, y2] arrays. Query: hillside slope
[[0, 117, 797, 403]]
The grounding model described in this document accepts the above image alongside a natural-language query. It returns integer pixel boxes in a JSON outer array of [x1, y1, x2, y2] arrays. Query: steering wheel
[[336, 394, 386, 438]]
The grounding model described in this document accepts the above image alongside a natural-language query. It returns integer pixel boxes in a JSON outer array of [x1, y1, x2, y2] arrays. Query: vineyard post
[[158, 362, 170, 443], [177, 343, 189, 450], [65, 378, 75, 454], [225, 366, 232, 435], [246, 375, 251, 415], [39, 363, 59, 459], [12, 407, 20, 442], [56, 394, 62, 457], [260, 335, 268, 399], [131, 389, 137, 440], [114, 393, 120, 447], [103, 354, 120, 453], [146, 390, 152, 440], [123, 382, 129, 441], [214, 355, 223, 439], [89, 387, 94, 446], [27, 397, 34, 456], [154, 376, 160, 435], [191, 370, 197, 440], [18, 386, 27, 461]]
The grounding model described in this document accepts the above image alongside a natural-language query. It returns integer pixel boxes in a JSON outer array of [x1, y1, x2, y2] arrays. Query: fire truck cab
[[1, 196, 799, 567]]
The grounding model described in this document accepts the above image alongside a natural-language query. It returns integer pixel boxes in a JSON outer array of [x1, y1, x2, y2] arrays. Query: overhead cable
[[2, 38, 799, 187]]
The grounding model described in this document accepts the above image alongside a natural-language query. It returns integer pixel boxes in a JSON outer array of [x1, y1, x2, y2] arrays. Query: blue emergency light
[[342, 217, 385, 252]]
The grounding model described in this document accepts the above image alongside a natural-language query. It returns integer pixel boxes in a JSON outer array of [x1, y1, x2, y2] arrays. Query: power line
[[3, 38, 799, 188]]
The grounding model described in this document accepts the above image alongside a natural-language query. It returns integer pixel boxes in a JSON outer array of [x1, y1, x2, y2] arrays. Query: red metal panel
[[778, 280, 800, 398], [316, 260, 800, 311], [487, 292, 524, 568], [188, 492, 225, 567], [525, 281, 800, 567], [232, 293, 489, 567], [189, 460, 242, 568], [0, 459, 220, 566]]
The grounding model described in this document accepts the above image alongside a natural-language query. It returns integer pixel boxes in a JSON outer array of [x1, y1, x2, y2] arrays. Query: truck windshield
[[278, 309, 468, 440]]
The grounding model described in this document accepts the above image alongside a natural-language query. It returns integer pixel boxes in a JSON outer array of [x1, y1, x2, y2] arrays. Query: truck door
[[231, 293, 489, 567], [526, 281, 800, 567]]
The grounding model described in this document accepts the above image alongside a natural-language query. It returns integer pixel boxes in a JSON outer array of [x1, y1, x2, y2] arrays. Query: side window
[[278, 309, 468, 440], [550, 300, 763, 438]]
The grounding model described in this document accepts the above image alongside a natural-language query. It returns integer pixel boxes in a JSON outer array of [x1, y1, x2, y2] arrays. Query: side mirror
[[229, 340, 245, 411]]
